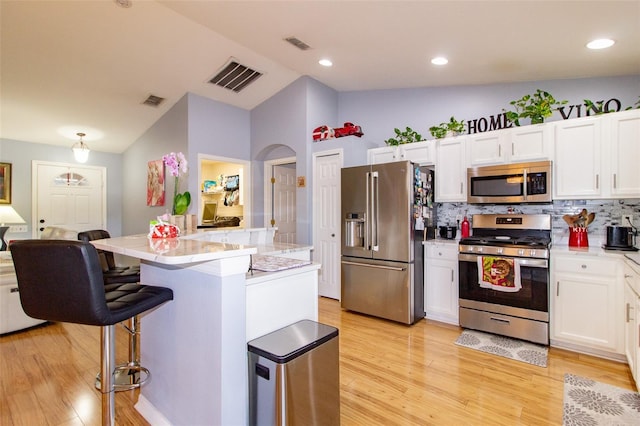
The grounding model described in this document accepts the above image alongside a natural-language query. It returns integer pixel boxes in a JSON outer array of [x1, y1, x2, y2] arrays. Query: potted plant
[[503, 89, 568, 126], [384, 126, 424, 146], [429, 116, 466, 139]]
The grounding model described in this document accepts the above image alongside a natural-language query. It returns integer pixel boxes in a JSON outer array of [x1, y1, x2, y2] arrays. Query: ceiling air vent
[[284, 36, 311, 51], [209, 60, 263, 93], [142, 94, 165, 107]]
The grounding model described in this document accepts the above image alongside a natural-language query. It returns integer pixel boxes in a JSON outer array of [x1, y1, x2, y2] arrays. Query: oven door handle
[[458, 253, 548, 268]]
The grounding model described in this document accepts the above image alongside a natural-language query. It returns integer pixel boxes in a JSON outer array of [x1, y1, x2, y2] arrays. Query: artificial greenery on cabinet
[[384, 127, 424, 146], [429, 116, 466, 139], [503, 89, 568, 126]]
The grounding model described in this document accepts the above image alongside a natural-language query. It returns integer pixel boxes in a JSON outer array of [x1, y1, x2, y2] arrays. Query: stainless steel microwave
[[467, 160, 552, 204]]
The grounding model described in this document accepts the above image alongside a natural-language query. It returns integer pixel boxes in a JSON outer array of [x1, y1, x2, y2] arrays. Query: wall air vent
[[284, 36, 311, 51], [142, 94, 165, 107], [209, 60, 263, 93]]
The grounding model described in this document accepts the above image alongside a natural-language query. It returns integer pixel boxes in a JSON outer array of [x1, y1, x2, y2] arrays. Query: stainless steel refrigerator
[[341, 160, 433, 325]]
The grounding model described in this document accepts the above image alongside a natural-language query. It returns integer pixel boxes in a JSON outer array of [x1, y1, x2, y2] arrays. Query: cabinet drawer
[[426, 243, 458, 260], [553, 256, 616, 276]]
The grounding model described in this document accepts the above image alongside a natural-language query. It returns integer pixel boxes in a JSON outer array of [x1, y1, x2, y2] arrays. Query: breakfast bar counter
[[92, 232, 319, 426]]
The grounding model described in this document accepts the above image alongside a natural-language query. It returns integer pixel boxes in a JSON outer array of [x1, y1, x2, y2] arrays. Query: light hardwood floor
[[1, 297, 636, 425]]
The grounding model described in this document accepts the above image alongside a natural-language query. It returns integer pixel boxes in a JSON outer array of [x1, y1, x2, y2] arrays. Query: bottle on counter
[[461, 216, 470, 238]]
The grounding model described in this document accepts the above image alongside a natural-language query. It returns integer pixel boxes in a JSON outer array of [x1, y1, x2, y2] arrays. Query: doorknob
[[331, 233, 335, 237], [39, 219, 45, 223]]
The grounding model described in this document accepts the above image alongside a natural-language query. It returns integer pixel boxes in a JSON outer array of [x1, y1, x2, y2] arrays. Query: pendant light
[[72, 132, 90, 163]]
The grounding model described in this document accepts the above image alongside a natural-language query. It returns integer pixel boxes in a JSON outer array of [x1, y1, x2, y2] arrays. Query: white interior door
[[33, 161, 106, 237], [272, 164, 296, 243], [313, 150, 342, 300]]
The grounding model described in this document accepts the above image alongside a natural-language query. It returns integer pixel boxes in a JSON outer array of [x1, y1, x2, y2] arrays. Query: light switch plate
[[8, 225, 28, 233]]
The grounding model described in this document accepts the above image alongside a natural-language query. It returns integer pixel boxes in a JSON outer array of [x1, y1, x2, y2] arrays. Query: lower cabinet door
[[553, 273, 621, 354], [425, 259, 458, 325]]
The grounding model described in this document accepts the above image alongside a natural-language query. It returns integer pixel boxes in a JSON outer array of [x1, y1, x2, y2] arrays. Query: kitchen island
[[92, 230, 319, 426]]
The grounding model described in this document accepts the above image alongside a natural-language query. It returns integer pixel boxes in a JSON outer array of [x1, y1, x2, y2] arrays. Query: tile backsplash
[[438, 199, 640, 242]]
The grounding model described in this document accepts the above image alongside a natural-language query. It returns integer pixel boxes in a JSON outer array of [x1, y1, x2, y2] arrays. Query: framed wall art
[[147, 159, 165, 206], [0, 163, 12, 204]]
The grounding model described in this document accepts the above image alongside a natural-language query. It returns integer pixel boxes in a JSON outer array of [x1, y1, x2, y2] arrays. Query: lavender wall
[[337, 75, 640, 162], [122, 95, 189, 235], [0, 138, 124, 238]]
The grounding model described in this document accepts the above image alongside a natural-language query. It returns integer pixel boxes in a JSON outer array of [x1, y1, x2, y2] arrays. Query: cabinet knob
[[581, 264, 587, 269]]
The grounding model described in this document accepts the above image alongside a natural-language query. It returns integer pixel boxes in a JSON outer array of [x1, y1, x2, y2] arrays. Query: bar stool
[[11, 239, 173, 426], [78, 230, 144, 391]]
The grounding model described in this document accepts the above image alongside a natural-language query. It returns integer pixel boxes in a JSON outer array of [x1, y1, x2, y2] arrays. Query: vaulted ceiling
[[2, 0, 639, 153]]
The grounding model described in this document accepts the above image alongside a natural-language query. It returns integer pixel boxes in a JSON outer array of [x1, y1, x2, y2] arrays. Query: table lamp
[[0, 205, 26, 251]]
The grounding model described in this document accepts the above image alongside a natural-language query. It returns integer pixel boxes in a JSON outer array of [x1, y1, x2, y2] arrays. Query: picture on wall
[[0, 163, 12, 204], [147, 159, 165, 206]]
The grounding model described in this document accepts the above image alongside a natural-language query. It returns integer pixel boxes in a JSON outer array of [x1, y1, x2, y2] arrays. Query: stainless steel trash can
[[248, 319, 340, 426]]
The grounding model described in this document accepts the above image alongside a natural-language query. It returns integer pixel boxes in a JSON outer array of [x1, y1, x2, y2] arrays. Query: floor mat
[[454, 329, 548, 367], [563, 373, 640, 425]]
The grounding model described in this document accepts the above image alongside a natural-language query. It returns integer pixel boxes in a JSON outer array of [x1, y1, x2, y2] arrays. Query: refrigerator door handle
[[371, 171, 379, 251], [341, 260, 407, 272], [365, 172, 371, 250]]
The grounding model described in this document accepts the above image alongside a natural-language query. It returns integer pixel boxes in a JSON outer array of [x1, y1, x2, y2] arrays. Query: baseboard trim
[[135, 395, 172, 426]]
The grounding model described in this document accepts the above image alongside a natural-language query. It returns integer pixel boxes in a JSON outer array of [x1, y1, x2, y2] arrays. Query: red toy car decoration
[[334, 122, 364, 138], [313, 122, 363, 141]]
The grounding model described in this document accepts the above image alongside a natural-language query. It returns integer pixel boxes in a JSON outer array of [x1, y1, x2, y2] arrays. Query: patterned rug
[[454, 329, 548, 367], [563, 374, 640, 425]]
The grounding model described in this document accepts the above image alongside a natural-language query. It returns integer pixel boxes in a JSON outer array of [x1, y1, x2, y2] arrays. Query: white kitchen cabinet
[[0, 259, 47, 334], [368, 146, 397, 164], [510, 124, 554, 163], [624, 258, 640, 385], [368, 140, 435, 165], [424, 241, 459, 325], [553, 110, 640, 200], [467, 124, 552, 167], [467, 130, 508, 166], [553, 116, 603, 199], [609, 109, 640, 198], [551, 253, 623, 357], [435, 136, 467, 202]]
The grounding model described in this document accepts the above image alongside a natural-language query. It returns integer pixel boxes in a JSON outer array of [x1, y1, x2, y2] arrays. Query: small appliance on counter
[[603, 225, 638, 251], [438, 226, 457, 240]]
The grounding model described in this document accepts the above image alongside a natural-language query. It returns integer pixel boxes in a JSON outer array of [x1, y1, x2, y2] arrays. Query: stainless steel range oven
[[458, 214, 551, 345]]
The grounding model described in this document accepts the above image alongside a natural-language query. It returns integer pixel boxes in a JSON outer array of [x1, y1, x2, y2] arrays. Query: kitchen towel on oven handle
[[477, 256, 521, 292]]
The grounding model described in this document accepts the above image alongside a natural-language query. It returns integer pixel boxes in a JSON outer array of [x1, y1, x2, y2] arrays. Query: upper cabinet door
[[609, 109, 640, 198], [510, 124, 553, 163], [467, 131, 507, 166], [553, 117, 602, 199], [400, 140, 436, 165], [468, 125, 553, 167], [435, 137, 467, 202], [368, 146, 397, 165]]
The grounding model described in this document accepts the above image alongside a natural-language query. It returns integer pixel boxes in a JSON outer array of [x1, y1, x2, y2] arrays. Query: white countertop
[[423, 238, 460, 245], [625, 252, 640, 267], [92, 234, 257, 265]]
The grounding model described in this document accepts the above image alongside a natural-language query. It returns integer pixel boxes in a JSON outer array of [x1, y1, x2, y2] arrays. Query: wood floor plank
[[1, 296, 637, 425]]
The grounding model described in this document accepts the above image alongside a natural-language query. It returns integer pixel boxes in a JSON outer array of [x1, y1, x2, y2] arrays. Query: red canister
[[568, 227, 589, 248]]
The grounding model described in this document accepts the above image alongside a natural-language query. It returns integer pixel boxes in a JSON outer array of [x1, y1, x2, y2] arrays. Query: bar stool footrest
[[95, 363, 150, 392]]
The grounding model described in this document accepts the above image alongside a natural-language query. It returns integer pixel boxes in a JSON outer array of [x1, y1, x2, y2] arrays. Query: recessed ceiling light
[[431, 57, 448, 65], [319, 59, 333, 67], [586, 38, 615, 49]]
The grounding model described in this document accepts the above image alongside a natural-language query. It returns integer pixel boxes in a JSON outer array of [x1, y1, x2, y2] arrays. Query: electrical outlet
[[8, 225, 27, 233], [455, 215, 462, 223], [622, 214, 634, 226]]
